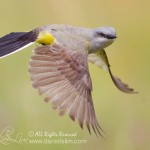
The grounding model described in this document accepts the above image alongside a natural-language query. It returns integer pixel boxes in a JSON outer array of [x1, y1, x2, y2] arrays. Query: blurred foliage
[[0, 0, 150, 150]]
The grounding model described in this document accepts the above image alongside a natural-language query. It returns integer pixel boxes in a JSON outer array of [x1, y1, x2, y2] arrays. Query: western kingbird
[[0, 24, 137, 136]]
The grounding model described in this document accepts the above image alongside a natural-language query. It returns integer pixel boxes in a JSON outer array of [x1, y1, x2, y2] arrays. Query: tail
[[0, 31, 37, 58]]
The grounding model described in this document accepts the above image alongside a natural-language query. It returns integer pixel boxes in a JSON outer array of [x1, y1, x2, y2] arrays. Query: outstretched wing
[[88, 50, 137, 93], [29, 43, 103, 136]]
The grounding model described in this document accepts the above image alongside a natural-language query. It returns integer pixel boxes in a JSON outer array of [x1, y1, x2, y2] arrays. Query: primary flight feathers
[[29, 44, 102, 135], [0, 24, 137, 136]]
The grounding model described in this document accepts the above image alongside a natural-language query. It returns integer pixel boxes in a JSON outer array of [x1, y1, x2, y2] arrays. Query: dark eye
[[97, 32, 106, 38]]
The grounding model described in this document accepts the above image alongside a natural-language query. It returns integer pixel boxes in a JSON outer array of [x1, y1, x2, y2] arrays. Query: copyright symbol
[[28, 131, 34, 137]]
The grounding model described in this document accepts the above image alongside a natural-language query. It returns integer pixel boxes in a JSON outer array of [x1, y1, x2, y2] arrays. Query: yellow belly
[[36, 32, 55, 45]]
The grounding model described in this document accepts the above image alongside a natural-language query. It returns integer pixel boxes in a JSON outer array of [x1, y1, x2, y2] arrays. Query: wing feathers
[[108, 68, 137, 93], [88, 51, 137, 93], [29, 44, 103, 136]]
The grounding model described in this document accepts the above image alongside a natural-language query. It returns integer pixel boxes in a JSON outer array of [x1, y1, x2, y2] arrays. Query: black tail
[[0, 31, 37, 58]]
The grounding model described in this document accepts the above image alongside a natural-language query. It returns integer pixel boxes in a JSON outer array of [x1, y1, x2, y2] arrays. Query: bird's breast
[[50, 31, 89, 52]]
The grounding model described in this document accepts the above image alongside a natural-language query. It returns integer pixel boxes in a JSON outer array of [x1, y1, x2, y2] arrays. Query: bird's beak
[[108, 35, 117, 39]]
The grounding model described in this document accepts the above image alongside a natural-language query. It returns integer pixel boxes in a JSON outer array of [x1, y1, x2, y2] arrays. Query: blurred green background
[[0, 0, 150, 150]]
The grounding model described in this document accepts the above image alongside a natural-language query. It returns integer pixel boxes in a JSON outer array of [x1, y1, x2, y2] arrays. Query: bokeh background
[[0, 0, 149, 150]]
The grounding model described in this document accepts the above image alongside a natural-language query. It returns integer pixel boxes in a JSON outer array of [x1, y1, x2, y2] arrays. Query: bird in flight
[[0, 24, 137, 136]]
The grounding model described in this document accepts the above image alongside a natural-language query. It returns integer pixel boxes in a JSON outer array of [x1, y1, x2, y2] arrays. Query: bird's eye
[[97, 32, 106, 38]]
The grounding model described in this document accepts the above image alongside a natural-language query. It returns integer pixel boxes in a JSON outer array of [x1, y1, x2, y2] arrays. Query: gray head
[[90, 27, 117, 52]]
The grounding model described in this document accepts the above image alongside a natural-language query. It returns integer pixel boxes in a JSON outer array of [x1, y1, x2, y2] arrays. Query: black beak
[[107, 35, 117, 39]]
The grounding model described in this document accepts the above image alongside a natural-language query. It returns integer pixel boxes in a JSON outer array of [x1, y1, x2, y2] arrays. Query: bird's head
[[89, 27, 117, 52]]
